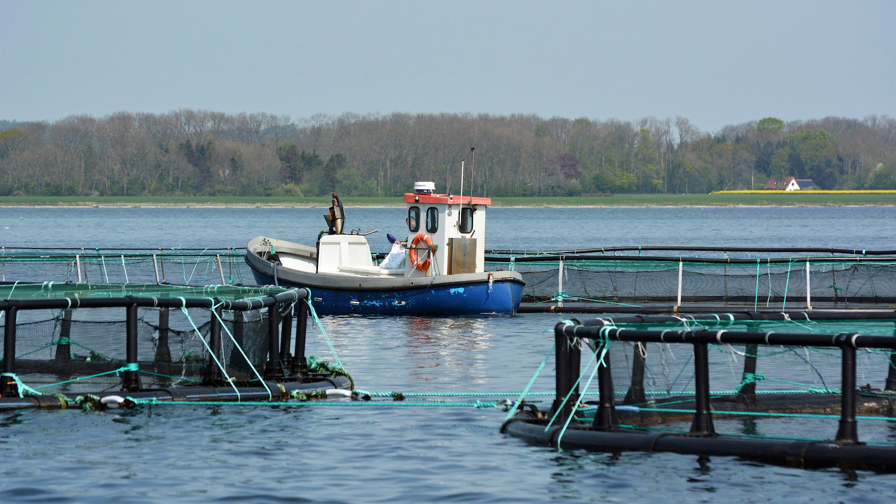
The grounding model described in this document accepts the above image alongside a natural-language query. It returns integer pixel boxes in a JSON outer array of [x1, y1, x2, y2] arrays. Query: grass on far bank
[[0, 191, 894, 207]]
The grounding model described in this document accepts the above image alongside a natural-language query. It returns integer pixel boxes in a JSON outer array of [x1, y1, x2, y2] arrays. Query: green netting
[[1, 249, 246, 286], [1, 304, 277, 388], [0, 282, 292, 301], [500, 259, 896, 306]]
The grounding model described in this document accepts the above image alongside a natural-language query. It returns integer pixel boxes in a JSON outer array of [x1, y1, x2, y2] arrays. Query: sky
[[2, 0, 894, 133]]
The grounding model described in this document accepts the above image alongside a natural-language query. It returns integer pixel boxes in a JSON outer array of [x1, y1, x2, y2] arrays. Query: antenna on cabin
[[469, 147, 475, 202], [458, 160, 465, 226]]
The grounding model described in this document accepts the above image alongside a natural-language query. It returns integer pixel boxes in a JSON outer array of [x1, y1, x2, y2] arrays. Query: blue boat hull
[[249, 269, 523, 316]]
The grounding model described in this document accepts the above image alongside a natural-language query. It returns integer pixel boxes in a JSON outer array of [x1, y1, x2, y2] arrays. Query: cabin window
[[459, 207, 474, 234], [408, 206, 420, 232], [426, 207, 438, 233]]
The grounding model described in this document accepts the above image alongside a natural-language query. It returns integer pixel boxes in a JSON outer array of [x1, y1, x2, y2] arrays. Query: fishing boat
[[245, 182, 524, 315]]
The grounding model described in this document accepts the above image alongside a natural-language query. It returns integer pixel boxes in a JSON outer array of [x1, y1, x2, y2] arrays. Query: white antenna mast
[[469, 147, 475, 205], [458, 160, 465, 226]]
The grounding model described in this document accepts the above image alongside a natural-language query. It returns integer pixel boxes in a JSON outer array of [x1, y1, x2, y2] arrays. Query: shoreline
[[1, 192, 894, 209], [2, 203, 895, 209]]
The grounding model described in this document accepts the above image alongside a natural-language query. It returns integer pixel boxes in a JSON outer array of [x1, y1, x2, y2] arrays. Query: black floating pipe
[[2, 307, 18, 397], [155, 307, 171, 362], [279, 302, 293, 365], [886, 350, 896, 392], [690, 340, 716, 437], [594, 343, 617, 430], [737, 343, 759, 402], [835, 340, 860, 445], [623, 342, 646, 404], [886, 323, 896, 392], [203, 302, 224, 385], [123, 302, 141, 392], [551, 322, 580, 421], [293, 301, 308, 374], [264, 303, 283, 379], [55, 309, 72, 362]]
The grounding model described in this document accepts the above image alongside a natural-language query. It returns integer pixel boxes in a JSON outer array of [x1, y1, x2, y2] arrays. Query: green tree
[[178, 139, 215, 191], [788, 130, 838, 187], [277, 143, 301, 184]]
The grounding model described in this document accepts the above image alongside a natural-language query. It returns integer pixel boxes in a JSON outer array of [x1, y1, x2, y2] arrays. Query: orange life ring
[[409, 233, 433, 271]]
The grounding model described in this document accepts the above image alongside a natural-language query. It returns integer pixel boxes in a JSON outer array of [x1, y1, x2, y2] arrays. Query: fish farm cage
[[5, 246, 896, 313], [487, 246, 896, 312], [502, 311, 896, 471], [1, 246, 247, 286], [0, 282, 351, 411]]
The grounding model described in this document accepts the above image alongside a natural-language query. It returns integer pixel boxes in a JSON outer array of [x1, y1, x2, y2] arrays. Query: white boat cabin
[[314, 182, 490, 277], [402, 181, 489, 276]]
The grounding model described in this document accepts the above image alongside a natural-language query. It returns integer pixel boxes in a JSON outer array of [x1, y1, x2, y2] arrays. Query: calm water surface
[[2, 206, 896, 503]]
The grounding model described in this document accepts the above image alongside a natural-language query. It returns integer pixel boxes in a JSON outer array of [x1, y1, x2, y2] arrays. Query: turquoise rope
[[504, 336, 556, 422], [555, 338, 605, 447], [177, 297, 241, 400], [305, 296, 342, 370], [1, 372, 43, 397], [211, 299, 272, 400]]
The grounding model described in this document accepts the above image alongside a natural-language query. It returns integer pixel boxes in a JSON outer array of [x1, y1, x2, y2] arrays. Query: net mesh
[[499, 257, 896, 307], [0, 283, 293, 396], [558, 315, 896, 442]]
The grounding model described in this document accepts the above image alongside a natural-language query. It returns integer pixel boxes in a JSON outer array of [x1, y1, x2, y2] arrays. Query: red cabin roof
[[403, 193, 491, 206]]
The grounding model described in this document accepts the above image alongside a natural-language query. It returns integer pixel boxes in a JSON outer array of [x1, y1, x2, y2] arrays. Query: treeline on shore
[[0, 112, 894, 198]]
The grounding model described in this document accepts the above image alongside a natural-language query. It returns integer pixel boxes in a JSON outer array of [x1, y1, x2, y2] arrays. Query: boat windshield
[[408, 206, 420, 232]]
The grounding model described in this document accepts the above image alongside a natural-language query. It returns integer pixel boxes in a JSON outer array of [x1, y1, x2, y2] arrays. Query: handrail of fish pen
[[549, 313, 896, 445], [0, 286, 310, 398], [0, 247, 244, 285], [484, 248, 896, 310], [487, 246, 896, 256]]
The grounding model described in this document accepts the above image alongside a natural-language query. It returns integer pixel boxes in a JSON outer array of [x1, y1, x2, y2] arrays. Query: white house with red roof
[[763, 176, 817, 191]]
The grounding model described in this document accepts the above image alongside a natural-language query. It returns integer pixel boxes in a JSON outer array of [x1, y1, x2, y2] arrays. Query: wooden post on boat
[[1, 306, 19, 397], [55, 309, 73, 362]]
